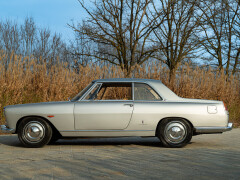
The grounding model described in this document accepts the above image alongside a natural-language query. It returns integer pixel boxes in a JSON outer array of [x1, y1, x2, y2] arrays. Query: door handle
[[124, 104, 133, 107]]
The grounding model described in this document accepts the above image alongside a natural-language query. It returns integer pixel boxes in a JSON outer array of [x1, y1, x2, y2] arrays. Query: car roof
[[92, 78, 162, 83], [92, 78, 180, 100]]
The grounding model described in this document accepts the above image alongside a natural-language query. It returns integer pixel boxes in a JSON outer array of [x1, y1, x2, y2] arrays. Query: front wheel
[[18, 117, 53, 148], [157, 119, 192, 148]]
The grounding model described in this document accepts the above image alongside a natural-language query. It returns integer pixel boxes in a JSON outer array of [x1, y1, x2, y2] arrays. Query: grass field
[[0, 53, 239, 127]]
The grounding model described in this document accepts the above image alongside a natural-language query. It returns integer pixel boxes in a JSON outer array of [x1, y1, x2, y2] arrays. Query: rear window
[[134, 83, 162, 101]]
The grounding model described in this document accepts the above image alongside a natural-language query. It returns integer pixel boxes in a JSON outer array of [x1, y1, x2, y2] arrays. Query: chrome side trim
[[0, 125, 15, 134], [61, 129, 154, 132], [195, 123, 233, 133]]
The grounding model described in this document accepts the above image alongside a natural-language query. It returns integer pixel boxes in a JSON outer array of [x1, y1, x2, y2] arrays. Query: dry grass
[[0, 53, 239, 128]]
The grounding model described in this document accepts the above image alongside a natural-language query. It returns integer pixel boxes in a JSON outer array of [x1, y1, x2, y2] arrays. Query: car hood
[[4, 101, 71, 109]]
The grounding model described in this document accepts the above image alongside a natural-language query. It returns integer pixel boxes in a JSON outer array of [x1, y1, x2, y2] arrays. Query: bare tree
[[0, 22, 3, 50], [34, 28, 51, 63], [49, 32, 64, 65], [0, 20, 21, 68], [199, 0, 239, 76], [232, 0, 240, 74], [0, 18, 71, 68], [152, 0, 207, 82], [1, 20, 21, 54], [70, 0, 165, 77], [69, 21, 94, 71], [21, 17, 36, 57]]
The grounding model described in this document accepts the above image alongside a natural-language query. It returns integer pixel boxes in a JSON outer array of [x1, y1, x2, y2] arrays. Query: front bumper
[[0, 125, 15, 134], [195, 123, 233, 134]]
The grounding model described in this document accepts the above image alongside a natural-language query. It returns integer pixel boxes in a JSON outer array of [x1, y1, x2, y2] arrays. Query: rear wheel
[[18, 117, 52, 148], [157, 119, 192, 148]]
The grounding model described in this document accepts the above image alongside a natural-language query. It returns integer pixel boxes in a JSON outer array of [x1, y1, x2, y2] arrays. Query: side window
[[85, 83, 132, 100], [134, 83, 162, 101]]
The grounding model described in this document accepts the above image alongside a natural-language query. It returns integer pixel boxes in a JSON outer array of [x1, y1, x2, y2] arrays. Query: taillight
[[223, 102, 228, 111]]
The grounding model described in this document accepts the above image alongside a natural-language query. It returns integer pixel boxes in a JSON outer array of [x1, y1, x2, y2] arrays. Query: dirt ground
[[0, 129, 239, 180]]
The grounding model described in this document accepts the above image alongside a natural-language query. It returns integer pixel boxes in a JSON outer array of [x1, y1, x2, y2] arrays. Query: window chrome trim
[[83, 83, 102, 100], [74, 82, 95, 101], [78, 81, 164, 102]]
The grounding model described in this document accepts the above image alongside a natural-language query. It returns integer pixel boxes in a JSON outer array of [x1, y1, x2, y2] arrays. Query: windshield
[[71, 82, 93, 101]]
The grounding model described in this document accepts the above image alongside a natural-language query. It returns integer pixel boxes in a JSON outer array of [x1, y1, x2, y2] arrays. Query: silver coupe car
[[0, 78, 232, 148]]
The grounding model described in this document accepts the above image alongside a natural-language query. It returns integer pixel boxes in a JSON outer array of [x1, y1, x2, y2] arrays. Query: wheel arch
[[16, 115, 61, 137], [155, 117, 194, 136]]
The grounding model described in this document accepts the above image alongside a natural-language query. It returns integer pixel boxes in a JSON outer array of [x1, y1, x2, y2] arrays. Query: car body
[[0, 78, 232, 148]]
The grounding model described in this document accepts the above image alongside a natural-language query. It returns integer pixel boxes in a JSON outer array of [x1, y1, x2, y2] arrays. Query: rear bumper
[[195, 123, 233, 134], [0, 125, 15, 134]]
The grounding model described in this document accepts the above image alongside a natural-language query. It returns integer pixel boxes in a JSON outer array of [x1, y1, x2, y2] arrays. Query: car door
[[74, 82, 134, 130], [129, 83, 164, 129]]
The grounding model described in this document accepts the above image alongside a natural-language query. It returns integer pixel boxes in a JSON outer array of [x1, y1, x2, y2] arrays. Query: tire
[[18, 117, 53, 148], [157, 118, 192, 148]]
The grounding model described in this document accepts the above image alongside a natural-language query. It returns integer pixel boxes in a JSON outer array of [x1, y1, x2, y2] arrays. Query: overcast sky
[[0, 0, 88, 41]]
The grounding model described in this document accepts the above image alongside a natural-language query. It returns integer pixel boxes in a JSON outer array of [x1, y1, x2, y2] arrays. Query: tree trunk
[[169, 67, 176, 87]]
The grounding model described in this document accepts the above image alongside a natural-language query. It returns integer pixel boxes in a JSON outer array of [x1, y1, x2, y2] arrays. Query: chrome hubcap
[[23, 122, 45, 143], [164, 122, 187, 144]]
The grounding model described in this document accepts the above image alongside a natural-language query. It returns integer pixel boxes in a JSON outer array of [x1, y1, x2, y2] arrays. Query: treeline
[[70, 0, 240, 79], [0, 17, 68, 66], [0, 0, 239, 80]]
